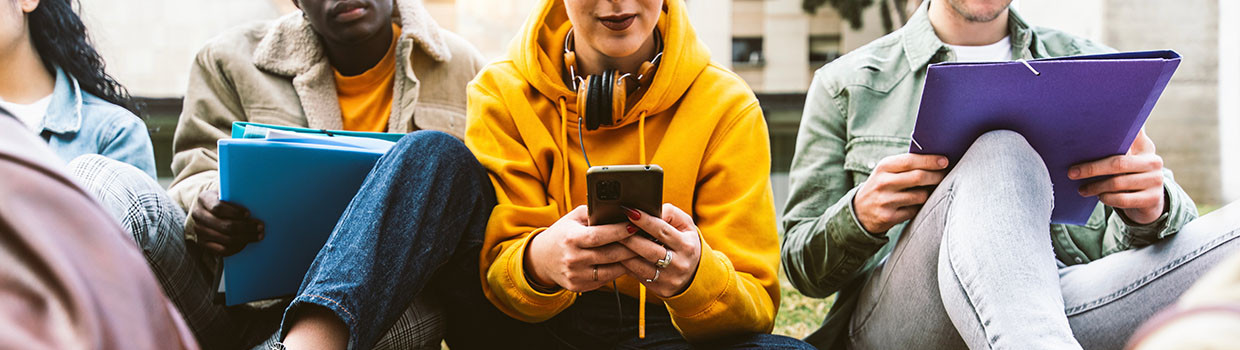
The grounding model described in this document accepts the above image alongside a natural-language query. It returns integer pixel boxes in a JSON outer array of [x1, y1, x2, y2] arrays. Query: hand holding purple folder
[[909, 50, 1181, 225]]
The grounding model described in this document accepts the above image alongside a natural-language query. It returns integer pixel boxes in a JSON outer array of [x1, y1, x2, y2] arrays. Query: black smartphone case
[[586, 165, 664, 237]]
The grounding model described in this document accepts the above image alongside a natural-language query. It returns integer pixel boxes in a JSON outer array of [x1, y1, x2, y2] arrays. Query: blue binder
[[217, 122, 399, 305], [229, 121, 406, 142]]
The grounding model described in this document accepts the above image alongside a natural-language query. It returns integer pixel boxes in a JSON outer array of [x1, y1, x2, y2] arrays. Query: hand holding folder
[[216, 122, 400, 305], [909, 50, 1181, 225]]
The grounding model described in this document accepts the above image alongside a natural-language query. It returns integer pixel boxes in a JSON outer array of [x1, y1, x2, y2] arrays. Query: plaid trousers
[[67, 154, 444, 350]]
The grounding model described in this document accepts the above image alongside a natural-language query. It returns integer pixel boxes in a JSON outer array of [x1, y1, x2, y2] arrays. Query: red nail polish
[[627, 225, 637, 234], [625, 208, 640, 221]]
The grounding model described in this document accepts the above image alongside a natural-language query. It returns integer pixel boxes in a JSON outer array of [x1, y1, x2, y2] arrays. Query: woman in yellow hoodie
[[464, 0, 813, 347]]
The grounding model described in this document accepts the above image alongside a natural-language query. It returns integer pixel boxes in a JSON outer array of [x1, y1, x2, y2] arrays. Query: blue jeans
[[278, 131, 495, 350]]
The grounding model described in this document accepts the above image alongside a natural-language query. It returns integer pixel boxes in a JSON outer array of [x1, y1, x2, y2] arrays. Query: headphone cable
[[577, 116, 592, 168], [581, 118, 623, 344]]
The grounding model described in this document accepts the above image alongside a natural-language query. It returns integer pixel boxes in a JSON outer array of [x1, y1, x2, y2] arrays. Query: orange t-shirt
[[334, 24, 400, 132]]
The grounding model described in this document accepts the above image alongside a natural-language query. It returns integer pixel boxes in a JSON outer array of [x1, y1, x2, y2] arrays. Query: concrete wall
[[731, 0, 766, 88], [1103, 0, 1222, 206], [687, 0, 733, 69], [455, 0, 537, 61], [808, 7, 843, 36], [840, 3, 886, 53], [761, 0, 810, 92], [1015, 0, 1105, 42], [424, 0, 457, 34], [732, 1, 765, 37], [80, 0, 286, 98], [1220, 0, 1240, 203]]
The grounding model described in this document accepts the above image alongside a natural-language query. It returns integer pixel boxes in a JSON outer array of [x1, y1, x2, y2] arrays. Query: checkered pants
[[67, 155, 444, 350]]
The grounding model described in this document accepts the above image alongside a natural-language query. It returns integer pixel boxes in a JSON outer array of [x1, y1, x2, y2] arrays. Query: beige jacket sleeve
[[168, 44, 245, 223]]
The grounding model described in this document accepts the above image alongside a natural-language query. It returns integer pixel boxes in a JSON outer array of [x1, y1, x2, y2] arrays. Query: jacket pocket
[[412, 102, 467, 139], [843, 136, 912, 183], [246, 106, 307, 127]]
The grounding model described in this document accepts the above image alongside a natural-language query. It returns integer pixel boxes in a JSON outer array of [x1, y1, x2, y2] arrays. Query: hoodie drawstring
[[638, 111, 647, 166], [559, 96, 653, 340], [636, 110, 648, 339], [558, 97, 573, 213]]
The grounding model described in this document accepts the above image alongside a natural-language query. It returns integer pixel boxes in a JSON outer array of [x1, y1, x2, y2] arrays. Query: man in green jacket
[[781, 0, 1240, 349]]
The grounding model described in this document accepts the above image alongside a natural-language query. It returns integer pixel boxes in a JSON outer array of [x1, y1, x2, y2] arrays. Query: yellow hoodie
[[464, 0, 779, 341]]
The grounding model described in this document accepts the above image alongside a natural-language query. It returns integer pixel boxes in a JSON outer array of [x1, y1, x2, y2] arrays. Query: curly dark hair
[[27, 0, 143, 117]]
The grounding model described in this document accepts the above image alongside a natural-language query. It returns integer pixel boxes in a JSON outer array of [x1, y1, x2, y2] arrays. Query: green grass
[[1198, 204, 1219, 216], [773, 272, 832, 339]]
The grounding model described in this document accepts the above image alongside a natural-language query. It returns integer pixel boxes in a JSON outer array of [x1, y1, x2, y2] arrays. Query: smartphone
[[586, 164, 663, 241]]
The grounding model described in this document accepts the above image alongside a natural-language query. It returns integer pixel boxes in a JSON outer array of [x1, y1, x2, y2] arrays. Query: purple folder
[[910, 50, 1180, 225]]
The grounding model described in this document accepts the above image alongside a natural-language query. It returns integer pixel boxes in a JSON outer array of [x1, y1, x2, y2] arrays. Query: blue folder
[[910, 50, 1180, 225], [217, 122, 399, 305], [229, 121, 406, 142]]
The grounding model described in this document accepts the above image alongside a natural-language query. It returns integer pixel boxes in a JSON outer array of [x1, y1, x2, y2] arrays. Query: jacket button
[[1074, 257, 1083, 264]]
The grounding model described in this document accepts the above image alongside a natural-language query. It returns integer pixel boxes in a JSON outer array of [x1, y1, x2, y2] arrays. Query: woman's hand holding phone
[[526, 205, 641, 292], [617, 203, 702, 298]]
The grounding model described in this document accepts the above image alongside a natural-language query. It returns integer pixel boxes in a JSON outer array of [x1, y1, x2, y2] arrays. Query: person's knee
[[67, 154, 182, 251], [394, 130, 458, 150], [968, 130, 1040, 166], [67, 153, 110, 169], [68, 154, 161, 190], [956, 130, 1051, 194], [68, 154, 129, 186], [390, 131, 467, 165], [67, 154, 163, 212], [397, 131, 484, 176], [378, 131, 492, 203]]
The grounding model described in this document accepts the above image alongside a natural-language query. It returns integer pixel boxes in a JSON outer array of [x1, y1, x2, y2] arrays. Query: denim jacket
[[780, 2, 1198, 348], [40, 67, 156, 179]]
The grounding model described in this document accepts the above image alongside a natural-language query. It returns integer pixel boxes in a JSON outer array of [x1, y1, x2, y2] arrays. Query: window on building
[[732, 37, 764, 65], [809, 35, 842, 65]]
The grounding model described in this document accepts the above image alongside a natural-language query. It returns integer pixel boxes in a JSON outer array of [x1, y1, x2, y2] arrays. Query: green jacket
[[780, 2, 1198, 348]]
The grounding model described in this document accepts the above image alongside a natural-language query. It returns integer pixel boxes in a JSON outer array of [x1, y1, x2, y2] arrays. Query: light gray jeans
[[848, 130, 1240, 350]]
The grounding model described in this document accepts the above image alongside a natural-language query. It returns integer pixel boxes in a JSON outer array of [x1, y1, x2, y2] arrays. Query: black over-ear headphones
[[564, 28, 663, 130]]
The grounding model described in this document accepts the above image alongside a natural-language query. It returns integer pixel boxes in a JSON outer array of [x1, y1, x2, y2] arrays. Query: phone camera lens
[[598, 180, 621, 200]]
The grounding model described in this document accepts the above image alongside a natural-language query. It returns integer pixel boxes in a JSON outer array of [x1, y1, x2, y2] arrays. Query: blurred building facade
[[81, 0, 1234, 206]]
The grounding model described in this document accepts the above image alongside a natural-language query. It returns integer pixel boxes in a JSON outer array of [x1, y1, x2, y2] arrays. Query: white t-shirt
[[0, 95, 52, 133], [945, 36, 1013, 62]]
